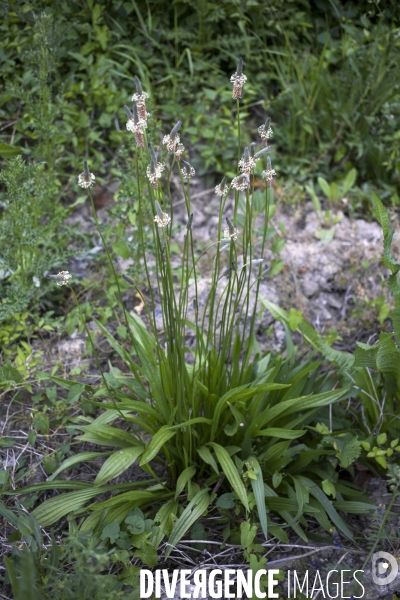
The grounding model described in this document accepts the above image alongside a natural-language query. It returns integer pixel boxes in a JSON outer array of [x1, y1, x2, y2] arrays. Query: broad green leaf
[[288, 308, 303, 331], [32, 488, 102, 526], [290, 476, 310, 525], [240, 521, 257, 548], [0, 501, 18, 528], [67, 383, 85, 404], [47, 452, 111, 481], [256, 428, 306, 439], [332, 501, 375, 514], [268, 522, 288, 543], [258, 387, 350, 427], [91, 399, 160, 421], [337, 437, 361, 468], [377, 433, 387, 445], [260, 441, 291, 464], [260, 298, 354, 371], [305, 184, 321, 213], [211, 382, 290, 440], [76, 423, 138, 448], [196, 446, 219, 474], [101, 522, 120, 543], [87, 490, 155, 511], [288, 449, 335, 473], [153, 499, 178, 549], [3, 555, 19, 597], [318, 176, 331, 199], [175, 466, 196, 499], [140, 426, 176, 466], [322, 479, 336, 498], [354, 342, 379, 368], [5, 481, 94, 494], [297, 476, 353, 539], [209, 443, 249, 511], [95, 446, 144, 485], [125, 312, 170, 421], [248, 457, 268, 539], [272, 472, 283, 489], [0, 143, 21, 158], [112, 240, 130, 259], [216, 493, 235, 509], [376, 333, 400, 381], [170, 417, 213, 429], [166, 489, 211, 558], [342, 168, 357, 195], [371, 190, 390, 235], [264, 483, 307, 541]]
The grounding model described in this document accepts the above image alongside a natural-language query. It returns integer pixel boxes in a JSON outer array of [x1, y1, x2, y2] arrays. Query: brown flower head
[[125, 103, 146, 148], [258, 117, 273, 146], [180, 160, 195, 180], [262, 156, 276, 187], [78, 161, 95, 188], [163, 120, 185, 160], [224, 217, 239, 241], [146, 145, 165, 189], [154, 200, 171, 228], [48, 271, 72, 286], [231, 173, 250, 192], [215, 176, 229, 197], [238, 146, 258, 176], [131, 76, 149, 124], [230, 57, 247, 99]]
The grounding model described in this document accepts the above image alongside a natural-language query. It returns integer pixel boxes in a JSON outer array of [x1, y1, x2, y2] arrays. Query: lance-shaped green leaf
[[166, 489, 211, 558], [296, 475, 353, 539], [95, 446, 144, 485], [47, 452, 111, 481], [196, 446, 219, 474], [125, 311, 170, 422], [256, 428, 306, 439], [87, 490, 156, 511], [255, 387, 350, 431], [248, 457, 268, 539], [175, 466, 196, 499], [209, 443, 249, 511], [140, 426, 176, 466], [32, 488, 103, 527], [0, 501, 18, 528], [210, 382, 289, 440], [76, 423, 138, 448]]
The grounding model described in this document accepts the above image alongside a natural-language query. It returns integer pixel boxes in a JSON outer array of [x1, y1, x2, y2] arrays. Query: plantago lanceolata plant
[[13, 60, 374, 558]]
